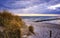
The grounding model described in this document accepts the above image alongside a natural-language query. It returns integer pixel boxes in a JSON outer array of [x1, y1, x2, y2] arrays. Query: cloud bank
[[0, 0, 60, 14]]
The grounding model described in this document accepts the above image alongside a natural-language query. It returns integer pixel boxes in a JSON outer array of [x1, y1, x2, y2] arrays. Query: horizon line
[[14, 14, 60, 16]]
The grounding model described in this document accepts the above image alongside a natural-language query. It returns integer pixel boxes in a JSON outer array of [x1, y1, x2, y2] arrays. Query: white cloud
[[3, 0, 60, 14], [48, 4, 60, 10], [3, 1, 33, 9], [8, 3, 49, 14]]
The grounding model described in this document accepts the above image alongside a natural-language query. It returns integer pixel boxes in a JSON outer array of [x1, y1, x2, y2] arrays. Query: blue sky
[[0, 0, 60, 14]]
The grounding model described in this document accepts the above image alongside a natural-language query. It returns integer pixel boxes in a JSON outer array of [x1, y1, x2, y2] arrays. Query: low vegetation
[[0, 11, 27, 38]]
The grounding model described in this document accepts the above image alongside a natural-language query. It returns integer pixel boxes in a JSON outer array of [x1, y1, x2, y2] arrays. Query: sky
[[0, 0, 60, 14]]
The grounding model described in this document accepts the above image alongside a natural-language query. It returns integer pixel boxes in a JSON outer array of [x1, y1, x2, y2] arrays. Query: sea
[[21, 16, 58, 21]]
